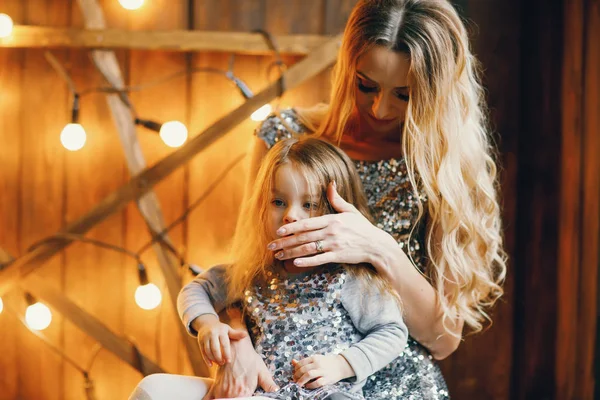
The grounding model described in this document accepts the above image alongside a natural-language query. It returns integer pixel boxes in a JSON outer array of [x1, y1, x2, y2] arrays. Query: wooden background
[[0, 0, 598, 399]]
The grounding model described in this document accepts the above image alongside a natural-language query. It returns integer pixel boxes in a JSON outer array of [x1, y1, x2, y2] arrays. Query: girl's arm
[[293, 273, 408, 388], [339, 273, 409, 382], [177, 264, 229, 335], [178, 266, 279, 395]]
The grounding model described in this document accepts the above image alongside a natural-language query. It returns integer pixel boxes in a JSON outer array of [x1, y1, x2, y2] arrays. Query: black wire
[[135, 153, 246, 257], [26, 233, 144, 266], [79, 67, 233, 97], [253, 29, 287, 97]]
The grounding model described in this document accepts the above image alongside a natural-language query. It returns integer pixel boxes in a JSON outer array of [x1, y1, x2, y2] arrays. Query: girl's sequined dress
[[255, 110, 450, 400]]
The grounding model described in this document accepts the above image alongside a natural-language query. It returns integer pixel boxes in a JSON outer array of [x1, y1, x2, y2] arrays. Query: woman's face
[[354, 46, 411, 139]]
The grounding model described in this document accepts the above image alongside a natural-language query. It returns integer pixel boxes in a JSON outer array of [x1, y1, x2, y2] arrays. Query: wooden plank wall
[[6, 0, 592, 399], [0, 1, 352, 399]]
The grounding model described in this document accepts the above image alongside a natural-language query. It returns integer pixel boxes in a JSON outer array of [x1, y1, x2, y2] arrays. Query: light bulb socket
[[71, 93, 80, 123], [137, 263, 149, 285], [188, 263, 203, 276], [25, 292, 36, 306], [230, 76, 254, 100], [134, 118, 162, 133]]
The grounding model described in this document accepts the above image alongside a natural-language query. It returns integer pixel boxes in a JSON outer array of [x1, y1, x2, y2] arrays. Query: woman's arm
[[368, 232, 464, 360]]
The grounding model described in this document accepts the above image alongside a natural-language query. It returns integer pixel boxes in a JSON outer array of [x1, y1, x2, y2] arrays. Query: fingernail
[[294, 259, 303, 266], [275, 252, 284, 259], [333, 180, 337, 190], [267, 242, 276, 250], [277, 227, 286, 235]]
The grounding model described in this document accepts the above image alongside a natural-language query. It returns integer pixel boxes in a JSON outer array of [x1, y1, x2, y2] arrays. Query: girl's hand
[[292, 355, 355, 388], [267, 182, 396, 273], [195, 315, 248, 367]]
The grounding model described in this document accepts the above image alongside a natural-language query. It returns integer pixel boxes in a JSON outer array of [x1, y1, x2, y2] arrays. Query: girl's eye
[[303, 202, 319, 210], [357, 78, 378, 93], [272, 199, 285, 207]]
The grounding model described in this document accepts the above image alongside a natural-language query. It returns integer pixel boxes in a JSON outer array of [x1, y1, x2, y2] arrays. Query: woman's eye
[[395, 91, 410, 101], [272, 199, 285, 207], [357, 78, 378, 93]]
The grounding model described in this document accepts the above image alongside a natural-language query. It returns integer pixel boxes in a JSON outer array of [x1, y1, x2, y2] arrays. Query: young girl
[[130, 137, 409, 400]]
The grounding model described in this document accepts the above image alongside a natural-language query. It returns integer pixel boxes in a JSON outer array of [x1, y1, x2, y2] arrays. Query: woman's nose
[[372, 93, 393, 120]]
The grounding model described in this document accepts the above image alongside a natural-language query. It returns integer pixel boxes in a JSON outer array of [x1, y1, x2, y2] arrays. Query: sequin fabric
[[245, 265, 366, 400], [255, 110, 450, 400]]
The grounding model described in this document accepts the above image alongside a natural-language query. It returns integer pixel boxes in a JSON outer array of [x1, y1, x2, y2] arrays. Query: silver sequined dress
[[255, 110, 450, 400], [246, 264, 396, 400]]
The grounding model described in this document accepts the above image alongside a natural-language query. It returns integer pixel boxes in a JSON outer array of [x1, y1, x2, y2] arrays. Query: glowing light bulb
[[159, 121, 188, 148], [135, 283, 162, 310], [25, 302, 52, 331], [118, 0, 144, 10], [0, 13, 13, 39], [251, 104, 272, 122], [0, 297, 3, 314], [60, 123, 86, 151]]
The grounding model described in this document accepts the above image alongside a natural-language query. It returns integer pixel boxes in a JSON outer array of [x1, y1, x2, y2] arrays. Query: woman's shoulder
[[254, 108, 310, 149]]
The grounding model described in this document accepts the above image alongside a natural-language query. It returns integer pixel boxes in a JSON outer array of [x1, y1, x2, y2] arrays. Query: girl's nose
[[283, 207, 301, 224], [283, 213, 297, 224]]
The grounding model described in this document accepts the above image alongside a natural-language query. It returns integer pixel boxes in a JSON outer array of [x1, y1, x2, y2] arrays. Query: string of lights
[[1, 151, 245, 327], [45, 50, 279, 151], [0, 2, 287, 390]]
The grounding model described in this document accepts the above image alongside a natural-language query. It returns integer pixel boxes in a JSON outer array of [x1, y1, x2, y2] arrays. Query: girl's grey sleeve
[[177, 264, 230, 336], [340, 274, 409, 383]]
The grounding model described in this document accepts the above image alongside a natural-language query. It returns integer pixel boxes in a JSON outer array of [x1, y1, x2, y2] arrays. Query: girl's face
[[268, 163, 321, 241], [354, 46, 411, 139]]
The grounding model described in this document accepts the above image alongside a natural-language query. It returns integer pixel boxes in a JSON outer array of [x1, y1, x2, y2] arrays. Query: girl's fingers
[[292, 362, 315, 381], [219, 332, 232, 363], [202, 339, 215, 366], [210, 334, 223, 364], [305, 377, 328, 389], [296, 369, 322, 387]]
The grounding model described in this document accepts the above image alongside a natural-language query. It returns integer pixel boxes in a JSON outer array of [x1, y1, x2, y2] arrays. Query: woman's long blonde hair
[[298, 0, 506, 334], [228, 138, 398, 305]]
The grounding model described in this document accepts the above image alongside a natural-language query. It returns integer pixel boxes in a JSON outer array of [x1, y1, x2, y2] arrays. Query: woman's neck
[[336, 115, 403, 161], [340, 133, 403, 161]]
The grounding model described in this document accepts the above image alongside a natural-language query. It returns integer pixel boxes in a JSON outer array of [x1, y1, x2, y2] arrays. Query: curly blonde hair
[[297, 0, 506, 334]]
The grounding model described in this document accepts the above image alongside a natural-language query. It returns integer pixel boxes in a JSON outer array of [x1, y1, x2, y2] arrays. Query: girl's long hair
[[297, 0, 506, 334], [227, 138, 399, 305]]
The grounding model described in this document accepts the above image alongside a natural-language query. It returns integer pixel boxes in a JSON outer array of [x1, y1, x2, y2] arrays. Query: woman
[[132, 0, 506, 399]]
